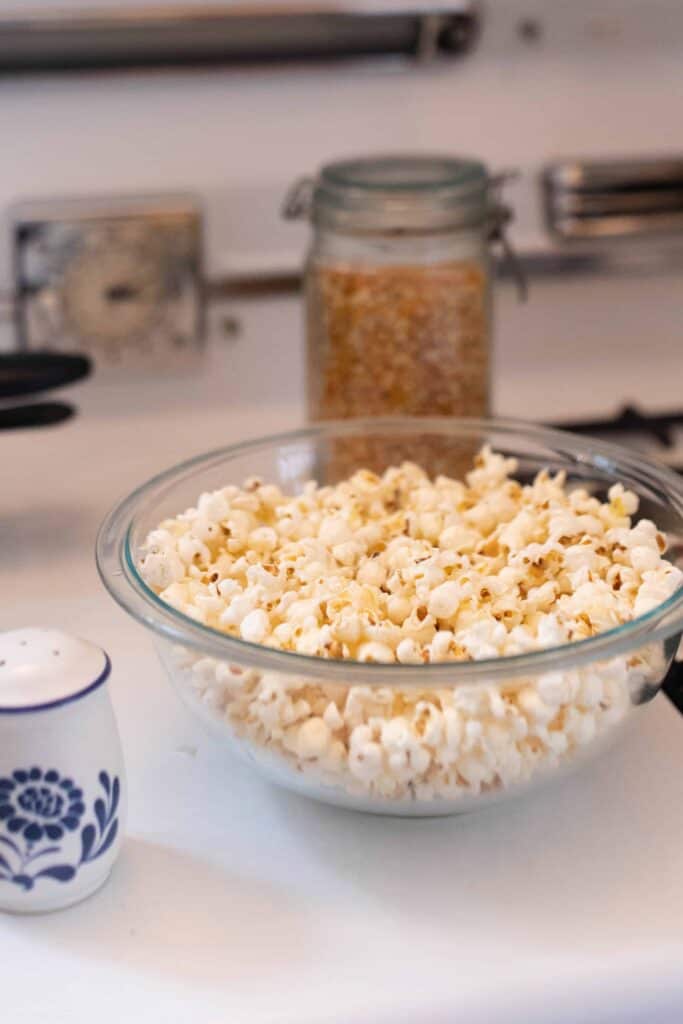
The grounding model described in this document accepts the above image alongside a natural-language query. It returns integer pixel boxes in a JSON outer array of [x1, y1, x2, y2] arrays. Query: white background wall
[[1, 0, 682, 278], [0, 1, 681, 421]]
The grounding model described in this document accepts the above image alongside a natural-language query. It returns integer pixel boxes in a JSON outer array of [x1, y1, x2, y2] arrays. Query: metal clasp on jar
[[282, 177, 315, 221], [489, 171, 528, 302]]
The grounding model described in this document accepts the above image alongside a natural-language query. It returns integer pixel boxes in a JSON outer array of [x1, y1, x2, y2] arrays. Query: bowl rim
[[96, 416, 683, 685]]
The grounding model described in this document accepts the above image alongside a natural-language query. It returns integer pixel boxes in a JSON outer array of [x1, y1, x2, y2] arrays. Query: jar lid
[[320, 154, 487, 192], [0, 628, 109, 711], [285, 154, 492, 233]]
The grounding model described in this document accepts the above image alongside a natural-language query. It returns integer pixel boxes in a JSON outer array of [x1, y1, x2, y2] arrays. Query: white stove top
[[2, 277, 683, 1023]]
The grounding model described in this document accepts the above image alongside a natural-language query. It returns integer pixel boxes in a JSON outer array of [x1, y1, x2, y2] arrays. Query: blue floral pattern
[[0, 768, 84, 842], [0, 770, 120, 891]]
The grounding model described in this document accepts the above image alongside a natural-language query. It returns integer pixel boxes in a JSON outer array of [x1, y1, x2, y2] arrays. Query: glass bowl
[[96, 417, 683, 816]]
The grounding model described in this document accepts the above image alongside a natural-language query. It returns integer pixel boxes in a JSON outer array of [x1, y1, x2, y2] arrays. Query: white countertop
[[2, 283, 683, 1023]]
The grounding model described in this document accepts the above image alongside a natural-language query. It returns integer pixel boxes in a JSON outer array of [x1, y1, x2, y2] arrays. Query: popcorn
[[248, 527, 278, 553], [140, 448, 681, 809], [608, 483, 639, 518], [322, 701, 344, 731], [189, 518, 222, 546], [219, 592, 259, 627], [240, 609, 270, 644], [349, 741, 383, 783], [197, 490, 231, 523], [396, 637, 423, 664], [536, 670, 573, 706], [294, 717, 332, 759], [218, 578, 241, 600], [629, 545, 661, 574], [516, 686, 556, 725], [357, 641, 395, 663], [633, 565, 683, 617], [140, 549, 185, 589], [457, 620, 507, 660], [318, 516, 353, 547], [429, 630, 455, 662], [428, 581, 463, 620], [333, 541, 364, 567]]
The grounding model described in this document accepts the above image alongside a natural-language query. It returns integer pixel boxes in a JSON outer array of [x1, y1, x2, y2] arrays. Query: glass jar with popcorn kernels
[[284, 156, 521, 443]]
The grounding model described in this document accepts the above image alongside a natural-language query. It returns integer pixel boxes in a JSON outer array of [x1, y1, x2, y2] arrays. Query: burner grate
[[552, 404, 683, 474]]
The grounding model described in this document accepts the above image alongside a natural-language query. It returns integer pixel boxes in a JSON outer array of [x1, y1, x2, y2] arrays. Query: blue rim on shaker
[[0, 656, 111, 715]]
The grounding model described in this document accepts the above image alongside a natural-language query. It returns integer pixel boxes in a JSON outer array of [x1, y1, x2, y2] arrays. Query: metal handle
[[543, 156, 683, 240], [488, 170, 527, 302], [488, 205, 527, 302], [0, 351, 90, 430], [0, 401, 74, 431], [282, 178, 315, 222], [0, 352, 90, 400], [0, 5, 479, 74]]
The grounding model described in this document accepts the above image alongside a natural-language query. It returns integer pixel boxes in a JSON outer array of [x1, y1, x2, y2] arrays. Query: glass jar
[[285, 155, 517, 426]]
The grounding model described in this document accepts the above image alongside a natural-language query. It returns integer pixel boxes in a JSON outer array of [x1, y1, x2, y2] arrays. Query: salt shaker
[[0, 628, 125, 913]]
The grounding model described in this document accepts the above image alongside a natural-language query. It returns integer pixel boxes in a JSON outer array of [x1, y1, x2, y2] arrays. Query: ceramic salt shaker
[[0, 628, 125, 913]]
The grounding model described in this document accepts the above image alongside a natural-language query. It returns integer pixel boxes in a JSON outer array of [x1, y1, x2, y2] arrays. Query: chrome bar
[[0, 4, 478, 73], [204, 243, 683, 302], [543, 156, 683, 240]]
